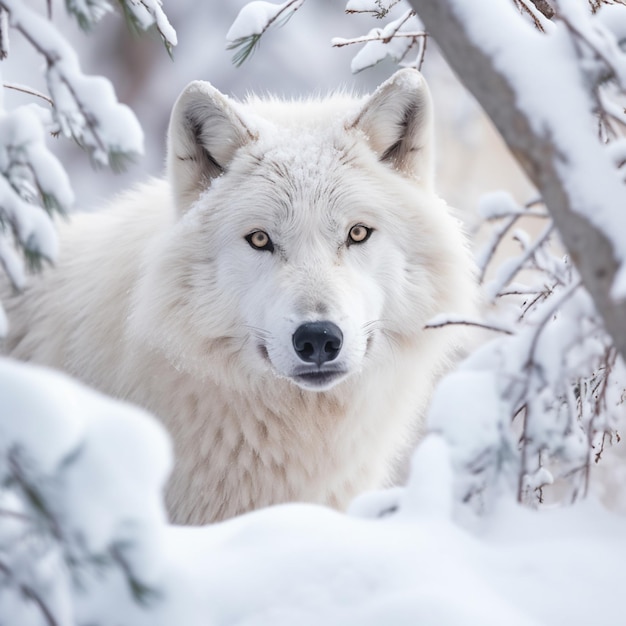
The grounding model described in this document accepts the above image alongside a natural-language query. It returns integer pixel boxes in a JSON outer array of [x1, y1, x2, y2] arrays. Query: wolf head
[[131, 70, 474, 393]]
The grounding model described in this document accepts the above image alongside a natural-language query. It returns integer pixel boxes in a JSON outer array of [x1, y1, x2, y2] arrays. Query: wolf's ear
[[351, 69, 434, 188], [167, 81, 256, 214]]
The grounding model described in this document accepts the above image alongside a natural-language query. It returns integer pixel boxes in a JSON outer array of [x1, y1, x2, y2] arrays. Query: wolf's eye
[[245, 230, 274, 252], [347, 224, 373, 246]]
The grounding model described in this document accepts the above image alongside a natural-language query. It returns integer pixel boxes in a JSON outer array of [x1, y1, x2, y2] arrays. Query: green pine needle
[[228, 34, 262, 67]]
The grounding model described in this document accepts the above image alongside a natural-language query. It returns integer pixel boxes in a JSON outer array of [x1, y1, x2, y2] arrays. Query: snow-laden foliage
[[418, 0, 626, 510], [116, 0, 177, 54], [2, 358, 626, 625], [0, 105, 67, 293], [0, 359, 172, 626], [432, 192, 625, 513], [332, 9, 427, 73], [227, 0, 305, 66], [0, 0, 176, 332], [227, 1, 429, 72], [66, 0, 176, 53]]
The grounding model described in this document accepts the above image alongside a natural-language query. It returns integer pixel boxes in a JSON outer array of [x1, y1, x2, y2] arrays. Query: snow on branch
[[0, 102, 68, 332], [345, 0, 404, 18], [116, 0, 178, 54], [346, 0, 626, 517], [227, 1, 428, 71], [66, 0, 177, 54], [2, 0, 144, 168], [226, 0, 305, 66], [408, 0, 626, 369], [0, 359, 171, 625], [332, 9, 428, 73], [429, 192, 625, 514], [65, 0, 113, 30], [0, 0, 175, 334]]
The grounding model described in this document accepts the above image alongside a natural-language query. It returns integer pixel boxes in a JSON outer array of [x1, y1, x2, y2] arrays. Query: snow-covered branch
[[0, 0, 176, 333], [332, 9, 428, 72], [67, 0, 177, 53], [2, 0, 144, 167], [116, 0, 177, 54], [408, 0, 626, 366], [0, 359, 171, 626], [227, 0, 305, 66], [431, 190, 625, 513]]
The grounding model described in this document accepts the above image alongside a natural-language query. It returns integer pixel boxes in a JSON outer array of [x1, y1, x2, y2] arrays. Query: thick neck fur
[[121, 330, 435, 525]]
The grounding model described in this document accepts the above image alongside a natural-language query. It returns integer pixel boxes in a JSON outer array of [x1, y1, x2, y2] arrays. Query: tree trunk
[[409, 0, 626, 362]]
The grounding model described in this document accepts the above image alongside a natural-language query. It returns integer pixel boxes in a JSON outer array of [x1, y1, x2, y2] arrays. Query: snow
[[4, 0, 145, 167], [448, 0, 626, 298], [3, 359, 626, 625], [121, 0, 178, 47], [66, 0, 113, 27], [345, 0, 384, 12], [0, 172, 59, 270], [0, 358, 172, 626], [331, 9, 425, 74], [227, 1, 305, 42], [478, 190, 521, 219]]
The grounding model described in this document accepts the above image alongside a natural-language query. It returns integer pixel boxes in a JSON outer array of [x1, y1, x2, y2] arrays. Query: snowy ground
[[1, 359, 625, 626]]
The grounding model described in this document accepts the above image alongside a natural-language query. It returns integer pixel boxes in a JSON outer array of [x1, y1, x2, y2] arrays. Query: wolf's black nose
[[293, 322, 343, 366]]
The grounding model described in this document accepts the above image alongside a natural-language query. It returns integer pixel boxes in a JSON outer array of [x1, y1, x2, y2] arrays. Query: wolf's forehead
[[256, 128, 349, 176], [253, 136, 356, 216]]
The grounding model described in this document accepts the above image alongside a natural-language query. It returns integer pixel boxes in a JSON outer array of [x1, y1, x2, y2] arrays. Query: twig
[[416, 31, 428, 70], [345, 0, 403, 18], [334, 9, 419, 48], [0, 559, 59, 626], [477, 214, 520, 283], [7, 449, 63, 541], [424, 318, 514, 335], [0, 508, 32, 522], [514, 0, 547, 31], [0, 8, 8, 59], [3, 82, 53, 105], [333, 30, 427, 48], [21, 584, 59, 626], [558, 11, 626, 91], [488, 222, 554, 299], [530, 0, 555, 19], [523, 280, 582, 372]]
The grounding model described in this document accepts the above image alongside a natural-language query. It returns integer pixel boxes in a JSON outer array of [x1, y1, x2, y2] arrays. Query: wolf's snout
[[292, 321, 343, 366]]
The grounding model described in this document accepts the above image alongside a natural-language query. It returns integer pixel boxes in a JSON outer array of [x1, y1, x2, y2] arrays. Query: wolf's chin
[[290, 370, 349, 391]]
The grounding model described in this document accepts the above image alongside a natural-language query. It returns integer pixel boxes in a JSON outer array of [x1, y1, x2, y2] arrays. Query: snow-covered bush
[[0, 359, 171, 626], [0, 0, 176, 331], [0, 1, 176, 622]]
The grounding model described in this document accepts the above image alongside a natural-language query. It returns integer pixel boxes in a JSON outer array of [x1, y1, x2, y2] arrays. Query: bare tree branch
[[529, 0, 555, 19], [3, 82, 53, 105], [0, 8, 8, 59]]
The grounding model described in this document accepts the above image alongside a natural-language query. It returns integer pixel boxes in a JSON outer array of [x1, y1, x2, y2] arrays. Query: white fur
[[2, 70, 477, 524]]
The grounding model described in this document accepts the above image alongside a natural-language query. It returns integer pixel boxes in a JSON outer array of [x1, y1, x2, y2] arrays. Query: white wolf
[[2, 69, 476, 524]]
